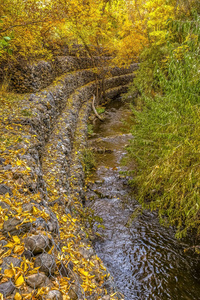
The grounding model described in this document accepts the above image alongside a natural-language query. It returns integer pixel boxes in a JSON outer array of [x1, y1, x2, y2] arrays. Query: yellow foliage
[[15, 274, 25, 287], [14, 293, 22, 300]]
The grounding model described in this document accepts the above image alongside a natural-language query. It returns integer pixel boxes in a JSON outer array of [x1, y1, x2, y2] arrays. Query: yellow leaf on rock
[[15, 275, 24, 286], [23, 262, 28, 273], [14, 292, 22, 300], [78, 268, 89, 277], [2, 249, 12, 258], [16, 160, 22, 166], [62, 216, 68, 222], [4, 269, 14, 278], [14, 245, 24, 254], [23, 293, 34, 299], [4, 242, 14, 248], [48, 246, 54, 254], [13, 236, 20, 244], [36, 287, 48, 296], [32, 206, 40, 215], [27, 266, 40, 275]]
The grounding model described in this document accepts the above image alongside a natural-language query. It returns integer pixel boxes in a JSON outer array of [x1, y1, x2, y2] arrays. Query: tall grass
[[126, 14, 200, 239]]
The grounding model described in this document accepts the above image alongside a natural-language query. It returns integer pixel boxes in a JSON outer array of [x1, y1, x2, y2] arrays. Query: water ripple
[[86, 100, 200, 299]]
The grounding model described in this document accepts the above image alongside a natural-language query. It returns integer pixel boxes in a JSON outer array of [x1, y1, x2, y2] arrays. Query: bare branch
[[92, 95, 104, 121]]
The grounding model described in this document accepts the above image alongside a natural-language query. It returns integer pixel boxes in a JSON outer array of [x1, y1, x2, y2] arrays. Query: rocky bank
[[0, 54, 137, 299]]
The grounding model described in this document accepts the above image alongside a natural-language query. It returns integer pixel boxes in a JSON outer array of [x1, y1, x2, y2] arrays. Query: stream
[[86, 98, 200, 300]]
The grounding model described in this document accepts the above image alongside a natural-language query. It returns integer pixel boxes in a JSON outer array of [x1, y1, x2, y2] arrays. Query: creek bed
[[86, 98, 200, 300]]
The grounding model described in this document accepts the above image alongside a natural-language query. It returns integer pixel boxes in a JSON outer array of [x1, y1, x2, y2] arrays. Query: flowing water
[[86, 99, 200, 300]]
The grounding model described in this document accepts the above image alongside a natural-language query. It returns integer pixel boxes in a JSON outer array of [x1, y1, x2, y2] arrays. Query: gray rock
[[47, 219, 58, 233], [59, 262, 69, 277], [34, 217, 47, 230], [34, 253, 56, 276], [22, 203, 33, 212], [3, 217, 31, 235], [101, 296, 110, 300], [3, 218, 21, 233], [79, 246, 94, 260], [26, 273, 50, 288], [24, 234, 51, 255], [0, 240, 8, 247], [46, 290, 63, 300], [1, 257, 21, 274], [3, 164, 12, 170], [0, 184, 12, 195], [0, 201, 10, 210], [0, 281, 15, 297], [68, 284, 79, 300], [0, 158, 5, 165], [65, 208, 72, 215], [95, 180, 105, 185]]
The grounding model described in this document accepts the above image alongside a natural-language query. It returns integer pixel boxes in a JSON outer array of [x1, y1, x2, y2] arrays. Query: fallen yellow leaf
[[13, 236, 20, 244], [62, 216, 68, 222], [4, 242, 14, 248], [14, 292, 22, 300], [4, 269, 14, 278], [78, 268, 89, 277], [16, 160, 22, 166], [15, 275, 24, 286], [14, 245, 24, 255]]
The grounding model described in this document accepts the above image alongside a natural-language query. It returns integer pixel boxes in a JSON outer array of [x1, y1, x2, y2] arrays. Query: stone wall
[[0, 55, 138, 299], [8, 56, 111, 93]]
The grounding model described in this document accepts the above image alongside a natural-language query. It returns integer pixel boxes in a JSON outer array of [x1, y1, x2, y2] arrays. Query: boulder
[[79, 246, 94, 260], [0, 281, 15, 297], [3, 217, 31, 235], [22, 203, 33, 212], [26, 273, 50, 288], [1, 257, 21, 274], [46, 290, 63, 300], [0, 201, 10, 210], [0, 184, 12, 195], [24, 234, 51, 255], [68, 284, 79, 300], [34, 253, 56, 276]]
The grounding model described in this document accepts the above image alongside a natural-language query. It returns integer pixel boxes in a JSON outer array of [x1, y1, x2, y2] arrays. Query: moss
[[87, 123, 94, 136], [96, 106, 105, 115], [82, 148, 96, 174], [20, 109, 32, 117]]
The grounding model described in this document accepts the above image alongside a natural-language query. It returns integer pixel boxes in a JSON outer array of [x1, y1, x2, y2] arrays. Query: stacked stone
[[0, 55, 137, 299]]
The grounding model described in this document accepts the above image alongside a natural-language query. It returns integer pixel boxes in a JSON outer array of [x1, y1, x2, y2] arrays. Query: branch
[[92, 95, 104, 121], [0, 19, 51, 34]]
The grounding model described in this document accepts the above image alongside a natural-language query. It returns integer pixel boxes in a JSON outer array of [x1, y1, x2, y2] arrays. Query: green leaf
[[7, 48, 13, 55], [0, 39, 8, 47], [4, 36, 11, 41]]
